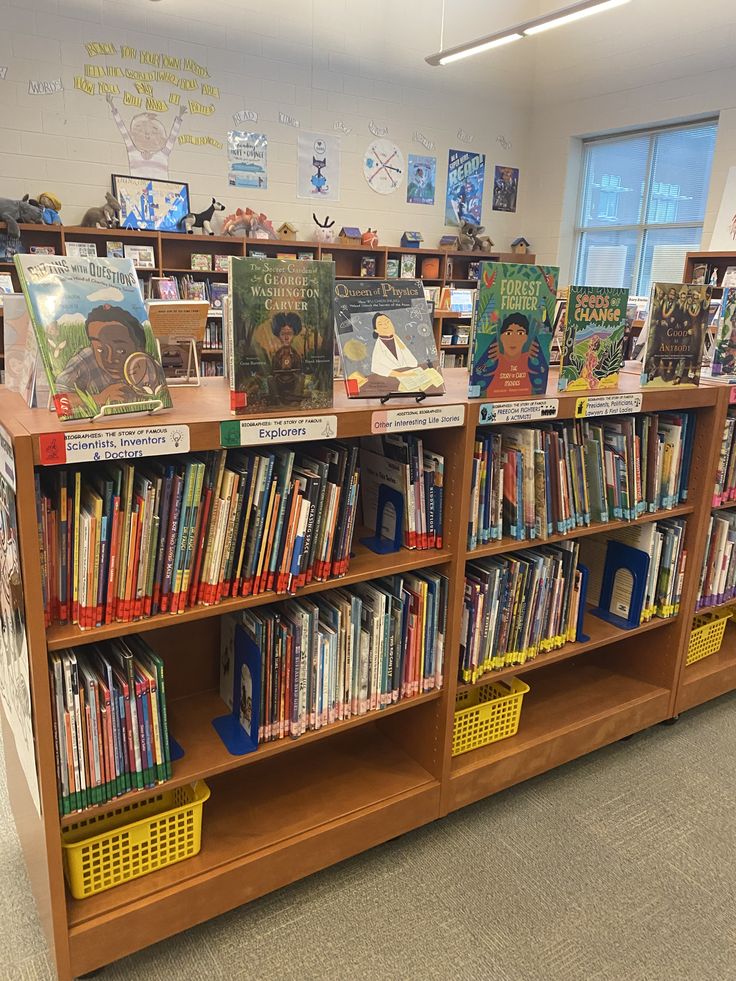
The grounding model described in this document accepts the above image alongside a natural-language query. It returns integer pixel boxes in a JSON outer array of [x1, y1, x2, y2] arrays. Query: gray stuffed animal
[[0, 195, 43, 237], [459, 221, 494, 252], [80, 192, 121, 229]]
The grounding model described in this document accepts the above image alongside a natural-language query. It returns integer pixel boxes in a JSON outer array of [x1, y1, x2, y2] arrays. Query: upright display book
[[468, 262, 558, 398], [14, 254, 172, 421], [334, 279, 445, 398], [641, 283, 712, 387], [228, 257, 334, 413], [712, 287, 736, 375], [558, 286, 629, 392]]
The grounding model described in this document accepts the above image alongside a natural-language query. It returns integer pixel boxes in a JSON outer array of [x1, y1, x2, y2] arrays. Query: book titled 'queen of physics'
[[228, 257, 334, 414], [468, 262, 558, 399], [14, 254, 171, 422]]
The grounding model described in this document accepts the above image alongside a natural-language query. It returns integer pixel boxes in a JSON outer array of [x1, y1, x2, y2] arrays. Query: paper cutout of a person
[[107, 94, 187, 179]]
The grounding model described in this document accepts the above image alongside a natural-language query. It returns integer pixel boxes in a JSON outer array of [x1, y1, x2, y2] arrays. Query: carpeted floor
[[1, 693, 735, 981]]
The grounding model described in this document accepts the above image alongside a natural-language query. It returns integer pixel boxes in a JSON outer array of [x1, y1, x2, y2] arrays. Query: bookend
[[591, 541, 648, 630], [360, 485, 404, 554], [575, 564, 590, 642], [169, 736, 185, 762], [212, 625, 261, 755]]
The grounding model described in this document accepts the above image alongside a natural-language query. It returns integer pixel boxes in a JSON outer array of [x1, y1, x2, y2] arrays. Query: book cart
[[0, 366, 728, 980]]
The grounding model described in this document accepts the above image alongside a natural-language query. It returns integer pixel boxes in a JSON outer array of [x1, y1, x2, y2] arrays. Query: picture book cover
[[334, 278, 444, 398], [228, 257, 334, 413], [712, 287, 736, 375], [14, 254, 172, 421], [558, 286, 629, 392], [468, 262, 558, 398], [641, 282, 712, 387]]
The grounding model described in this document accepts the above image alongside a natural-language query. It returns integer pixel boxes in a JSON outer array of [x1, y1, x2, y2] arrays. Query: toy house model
[[439, 234, 460, 250], [339, 226, 361, 243], [401, 231, 423, 248], [277, 222, 298, 241], [511, 237, 531, 255]]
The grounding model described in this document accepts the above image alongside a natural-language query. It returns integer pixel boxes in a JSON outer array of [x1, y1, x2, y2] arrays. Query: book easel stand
[[92, 397, 166, 422], [155, 337, 201, 387], [379, 391, 442, 405]]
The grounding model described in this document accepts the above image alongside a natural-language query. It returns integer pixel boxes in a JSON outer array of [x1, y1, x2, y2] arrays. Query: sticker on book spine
[[575, 394, 642, 418], [478, 399, 558, 425], [371, 404, 465, 434], [38, 425, 190, 465], [220, 415, 338, 447]]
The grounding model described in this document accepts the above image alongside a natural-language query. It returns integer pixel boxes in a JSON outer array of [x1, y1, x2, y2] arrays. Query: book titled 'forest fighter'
[[14, 254, 171, 422], [641, 282, 712, 387], [558, 286, 629, 392], [228, 257, 334, 414], [468, 262, 558, 399]]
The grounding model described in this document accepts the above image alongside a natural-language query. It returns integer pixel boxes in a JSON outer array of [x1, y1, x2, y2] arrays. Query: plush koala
[[0, 195, 44, 237]]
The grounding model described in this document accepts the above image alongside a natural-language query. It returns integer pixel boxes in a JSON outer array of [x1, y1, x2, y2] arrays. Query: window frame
[[572, 118, 719, 294]]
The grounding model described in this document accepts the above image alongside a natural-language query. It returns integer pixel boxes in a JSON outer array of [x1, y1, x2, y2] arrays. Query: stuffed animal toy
[[32, 192, 62, 225], [249, 212, 277, 240], [80, 192, 121, 228], [459, 221, 494, 252], [178, 197, 226, 235], [313, 213, 336, 243], [361, 228, 379, 248], [0, 195, 44, 237], [222, 207, 253, 236]]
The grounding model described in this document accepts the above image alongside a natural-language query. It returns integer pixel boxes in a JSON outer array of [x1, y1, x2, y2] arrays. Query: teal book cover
[[14, 254, 171, 421], [468, 262, 558, 399]]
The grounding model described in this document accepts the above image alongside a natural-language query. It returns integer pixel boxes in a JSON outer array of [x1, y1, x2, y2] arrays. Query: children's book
[[640, 282, 712, 388], [228, 257, 334, 414], [558, 286, 629, 392], [14, 254, 172, 421], [334, 279, 444, 398], [712, 288, 736, 376], [468, 262, 558, 398], [2, 293, 41, 406]]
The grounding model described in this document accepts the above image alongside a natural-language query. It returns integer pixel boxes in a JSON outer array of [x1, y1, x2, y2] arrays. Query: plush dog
[[179, 197, 225, 235], [80, 192, 121, 228], [0, 195, 43, 237]]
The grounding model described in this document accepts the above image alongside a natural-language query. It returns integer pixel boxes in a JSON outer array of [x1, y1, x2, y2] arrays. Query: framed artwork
[[112, 174, 190, 233]]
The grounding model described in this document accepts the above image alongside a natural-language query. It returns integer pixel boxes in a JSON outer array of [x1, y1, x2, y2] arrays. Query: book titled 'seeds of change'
[[334, 278, 444, 399], [13, 254, 171, 422], [228, 257, 334, 414], [468, 262, 558, 399], [641, 282, 712, 387], [558, 286, 629, 392]]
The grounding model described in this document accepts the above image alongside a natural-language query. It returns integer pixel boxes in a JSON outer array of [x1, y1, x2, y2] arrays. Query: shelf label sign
[[371, 403, 465, 434], [38, 425, 190, 465], [478, 399, 558, 425], [220, 415, 338, 447], [575, 394, 642, 418]]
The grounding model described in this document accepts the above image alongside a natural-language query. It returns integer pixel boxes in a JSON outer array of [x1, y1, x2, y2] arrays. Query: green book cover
[[641, 282, 712, 387], [468, 262, 558, 399], [13, 254, 171, 421], [228, 257, 334, 414], [558, 286, 629, 392]]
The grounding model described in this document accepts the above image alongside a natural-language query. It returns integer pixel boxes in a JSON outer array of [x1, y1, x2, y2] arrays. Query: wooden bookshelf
[[0, 366, 727, 980]]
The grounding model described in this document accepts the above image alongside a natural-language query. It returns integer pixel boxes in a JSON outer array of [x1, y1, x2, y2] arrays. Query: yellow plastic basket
[[452, 677, 529, 756], [61, 781, 210, 900], [687, 610, 732, 666]]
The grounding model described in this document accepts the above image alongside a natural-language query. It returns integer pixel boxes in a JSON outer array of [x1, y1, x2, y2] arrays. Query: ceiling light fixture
[[425, 0, 631, 66]]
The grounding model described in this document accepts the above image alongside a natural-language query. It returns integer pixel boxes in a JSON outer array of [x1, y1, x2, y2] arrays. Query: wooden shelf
[[59, 688, 441, 829], [200, 348, 223, 355], [678, 624, 736, 712], [466, 503, 694, 558], [713, 499, 736, 510], [457, 608, 675, 691], [46, 542, 453, 650], [163, 267, 228, 274], [66, 726, 440, 973], [448, 659, 670, 811], [441, 343, 469, 350]]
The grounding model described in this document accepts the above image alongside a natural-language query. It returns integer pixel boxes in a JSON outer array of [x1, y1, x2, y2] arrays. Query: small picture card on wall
[[492, 165, 520, 213]]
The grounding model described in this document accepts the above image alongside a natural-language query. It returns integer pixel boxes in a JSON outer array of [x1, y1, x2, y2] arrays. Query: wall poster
[[297, 132, 341, 201], [227, 131, 268, 189], [444, 148, 485, 226]]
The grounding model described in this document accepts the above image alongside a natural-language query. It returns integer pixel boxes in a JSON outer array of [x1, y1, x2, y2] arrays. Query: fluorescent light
[[438, 33, 522, 65], [524, 0, 630, 36]]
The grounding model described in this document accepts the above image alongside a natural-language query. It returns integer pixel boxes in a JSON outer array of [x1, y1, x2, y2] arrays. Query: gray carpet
[[1, 694, 735, 981]]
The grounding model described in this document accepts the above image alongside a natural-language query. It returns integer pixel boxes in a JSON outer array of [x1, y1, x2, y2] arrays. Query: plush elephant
[[0, 195, 44, 237]]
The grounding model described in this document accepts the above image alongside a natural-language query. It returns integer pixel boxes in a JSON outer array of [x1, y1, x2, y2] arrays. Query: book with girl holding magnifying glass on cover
[[13, 254, 171, 421], [468, 261, 559, 399]]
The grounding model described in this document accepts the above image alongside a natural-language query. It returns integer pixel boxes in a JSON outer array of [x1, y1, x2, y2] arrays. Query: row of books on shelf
[[145, 274, 228, 308], [50, 636, 171, 815], [439, 350, 468, 368], [468, 412, 694, 550], [201, 360, 224, 376], [714, 408, 736, 506], [440, 329, 470, 346], [220, 571, 447, 742], [691, 262, 736, 289], [697, 511, 736, 610], [203, 319, 224, 350], [36, 435, 445, 629]]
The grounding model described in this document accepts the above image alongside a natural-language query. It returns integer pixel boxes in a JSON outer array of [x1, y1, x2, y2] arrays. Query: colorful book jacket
[[228, 257, 334, 414], [468, 262, 559, 399], [558, 286, 629, 392], [334, 279, 444, 398], [640, 282, 712, 388], [13, 254, 171, 422], [712, 287, 736, 375]]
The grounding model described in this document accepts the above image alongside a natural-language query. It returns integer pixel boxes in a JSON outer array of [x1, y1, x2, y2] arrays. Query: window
[[574, 120, 718, 295]]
